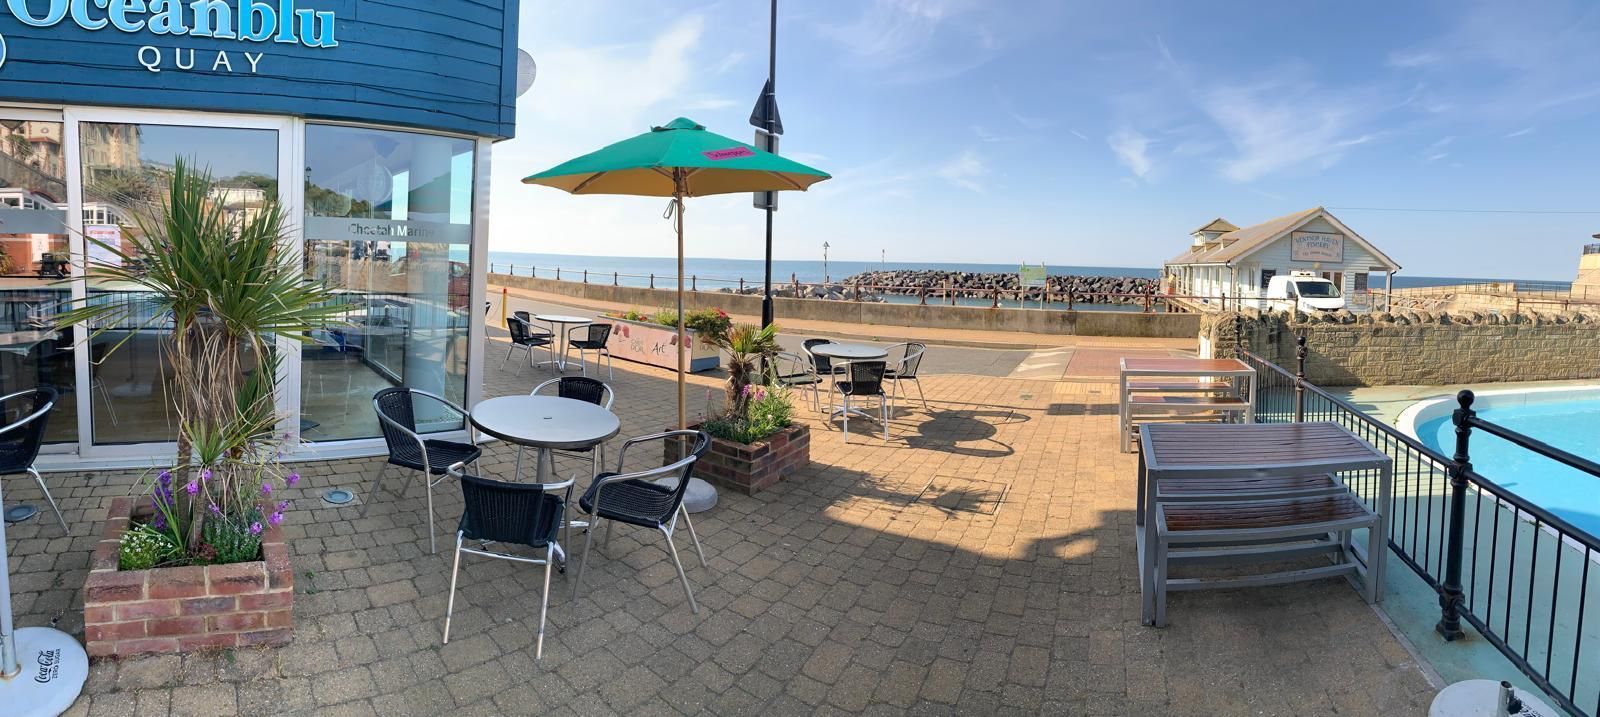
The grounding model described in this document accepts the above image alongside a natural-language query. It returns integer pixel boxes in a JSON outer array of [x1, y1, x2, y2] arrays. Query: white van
[[1264, 271, 1345, 312]]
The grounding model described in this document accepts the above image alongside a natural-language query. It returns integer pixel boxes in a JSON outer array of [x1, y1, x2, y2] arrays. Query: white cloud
[[1200, 81, 1376, 183], [1387, 50, 1441, 68], [1068, 128, 1088, 141], [1426, 152, 1450, 162], [936, 149, 989, 193], [972, 125, 1007, 142], [1107, 128, 1153, 179], [1506, 126, 1535, 138]]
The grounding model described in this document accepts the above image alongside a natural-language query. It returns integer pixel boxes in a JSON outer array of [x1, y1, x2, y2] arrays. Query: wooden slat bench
[[1155, 473, 1346, 502], [1150, 494, 1381, 627]]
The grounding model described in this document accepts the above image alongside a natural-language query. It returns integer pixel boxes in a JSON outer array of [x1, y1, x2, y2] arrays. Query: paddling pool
[[1399, 387, 1600, 536]]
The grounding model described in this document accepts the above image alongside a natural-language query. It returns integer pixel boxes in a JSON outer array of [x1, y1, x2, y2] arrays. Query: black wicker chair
[[442, 464, 567, 659], [369, 387, 483, 553], [572, 430, 710, 612], [0, 388, 66, 533], [773, 351, 822, 412], [833, 361, 889, 442], [527, 376, 616, 544], [505, 316, 554, 368], [565, 323, 614, 379], [884, 342, 929, 411]]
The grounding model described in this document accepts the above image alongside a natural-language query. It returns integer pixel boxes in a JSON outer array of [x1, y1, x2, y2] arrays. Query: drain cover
[[4, 504, 37, 523], [322, 489, 355, 505]]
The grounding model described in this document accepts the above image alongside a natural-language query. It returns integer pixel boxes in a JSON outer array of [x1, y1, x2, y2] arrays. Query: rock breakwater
[[840, 270, 1158, 305]]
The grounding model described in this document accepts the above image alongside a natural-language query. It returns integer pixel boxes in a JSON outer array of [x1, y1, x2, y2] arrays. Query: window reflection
[[79, 123, 278, 445], [302, 125, 473, 441], [0, 118, 75, 443]]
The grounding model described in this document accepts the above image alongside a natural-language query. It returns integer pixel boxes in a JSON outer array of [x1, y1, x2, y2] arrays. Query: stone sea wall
[[841, 270, 1158, 305], [1207, 308, 1600, 387]]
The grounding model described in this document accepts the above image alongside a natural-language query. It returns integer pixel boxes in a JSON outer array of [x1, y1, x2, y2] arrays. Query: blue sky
[[493, 0, 1600, 280]]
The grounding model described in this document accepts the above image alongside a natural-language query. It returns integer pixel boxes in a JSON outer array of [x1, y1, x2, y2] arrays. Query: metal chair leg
[[841, 393, 851, 443], [425, 473, 438, 554], [881, 395, 890, 441], [679, 505, 707, 568], [603, 515, 616, 550], [536, 544, 553, 659], [913, 379, 928, 410], [443, 532, 464, 642], [605, 349, 614, 380], [661, 527, 699, 614], [27, 467, 67, 533], [572, 515, 597, 600]]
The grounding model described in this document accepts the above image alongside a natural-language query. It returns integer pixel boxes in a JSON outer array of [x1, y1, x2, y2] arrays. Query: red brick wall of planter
[[668, 423, 810, 495], [83, 497, 293, 658]]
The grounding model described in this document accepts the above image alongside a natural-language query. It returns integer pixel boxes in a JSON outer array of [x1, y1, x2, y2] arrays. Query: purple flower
[[200, 469, 212, 482], [276, 500, 289, 512], [261, 482, 272, 495], [158, 471, 171, 487], [185, 481, 198, 495], [208, 502, 221, 516], [268, 511, 284, 527], [150, 512, 167, 530], [249, 522, 264, 536], [286, 472, 300, 487]]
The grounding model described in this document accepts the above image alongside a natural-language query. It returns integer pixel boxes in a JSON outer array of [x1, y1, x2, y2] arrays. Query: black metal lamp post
[[751, 0, 782, 328]]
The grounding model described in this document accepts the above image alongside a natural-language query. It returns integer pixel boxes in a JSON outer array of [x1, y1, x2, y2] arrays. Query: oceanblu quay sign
[[0, 0, 337, 73]]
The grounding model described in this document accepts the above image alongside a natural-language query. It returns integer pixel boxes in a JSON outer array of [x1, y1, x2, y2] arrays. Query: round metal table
[[534, 314, 592, 371], [470, 395, 619, 484]]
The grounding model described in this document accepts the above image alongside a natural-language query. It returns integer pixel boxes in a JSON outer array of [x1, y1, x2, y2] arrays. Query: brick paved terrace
[[8, 329, 1439, 716]]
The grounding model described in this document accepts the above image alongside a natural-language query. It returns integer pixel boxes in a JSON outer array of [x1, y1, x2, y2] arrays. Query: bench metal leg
[[1153, 536, 1169, 628]]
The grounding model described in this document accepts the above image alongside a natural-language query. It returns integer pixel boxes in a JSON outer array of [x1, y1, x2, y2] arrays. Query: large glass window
[[0, 118, 75, 443], [79, 123, 278, 445], [302, 125, 474, 441]]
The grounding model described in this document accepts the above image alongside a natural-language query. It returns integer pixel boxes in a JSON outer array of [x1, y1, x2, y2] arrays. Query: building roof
[[1164, 206, 1401, 271], [1190, 217, 1239, 234]]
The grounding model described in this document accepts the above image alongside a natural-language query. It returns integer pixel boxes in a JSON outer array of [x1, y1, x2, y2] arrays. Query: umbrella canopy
[[523, 118, 830, 431], [525, 117, 829, 196]]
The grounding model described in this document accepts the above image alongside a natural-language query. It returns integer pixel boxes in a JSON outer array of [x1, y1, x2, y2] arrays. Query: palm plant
[[705, 322, 780, 416], [56, 158, 345, 550]]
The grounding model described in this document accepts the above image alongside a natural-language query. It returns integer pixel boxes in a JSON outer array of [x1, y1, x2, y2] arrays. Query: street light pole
[[823, 241, 830, 283], [759, 0, 778, 328]]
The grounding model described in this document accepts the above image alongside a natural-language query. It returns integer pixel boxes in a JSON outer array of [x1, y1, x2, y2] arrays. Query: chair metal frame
[[571, 430, 709, 613], [564, 323, 615, 380], [442, 463, 570, 658], [368, 388, 481, 554], [885, 342, 929, 411], [0, 388, 66, 533], [525, 377, 617, 517]]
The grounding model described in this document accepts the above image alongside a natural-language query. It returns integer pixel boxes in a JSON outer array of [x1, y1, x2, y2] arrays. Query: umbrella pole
[[675, 190, 687, 431]]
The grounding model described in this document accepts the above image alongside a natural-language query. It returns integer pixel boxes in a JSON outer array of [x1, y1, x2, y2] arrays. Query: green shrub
[[702, 382, 794, 444], [647, 307, 731, 336], [119, 523, 180, 571], [200, 511, 265, 565]]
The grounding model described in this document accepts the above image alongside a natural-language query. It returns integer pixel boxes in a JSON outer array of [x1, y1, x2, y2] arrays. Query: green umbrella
[[525, 117, 830, 428]]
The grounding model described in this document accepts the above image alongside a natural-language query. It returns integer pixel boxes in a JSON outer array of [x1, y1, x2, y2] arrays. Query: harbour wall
[[1207, 309, 1600, 386], [491, 273, 1200, 338]]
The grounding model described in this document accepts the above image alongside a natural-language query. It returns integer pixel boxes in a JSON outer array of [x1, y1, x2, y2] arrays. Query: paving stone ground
[[8, 333, 1438, 716]]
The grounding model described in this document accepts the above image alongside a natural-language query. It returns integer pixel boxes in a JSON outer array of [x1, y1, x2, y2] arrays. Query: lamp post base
[[651, 476, 718, 513], [2, 627, 88, 717]]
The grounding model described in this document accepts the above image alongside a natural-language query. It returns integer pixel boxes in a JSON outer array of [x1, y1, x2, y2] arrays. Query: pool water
[[1418, 398, 1600, 536]]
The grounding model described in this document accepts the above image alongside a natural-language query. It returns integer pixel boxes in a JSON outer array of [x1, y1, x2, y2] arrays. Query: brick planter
[[668, 423, 810, 495], [83, 497, 293, 658]]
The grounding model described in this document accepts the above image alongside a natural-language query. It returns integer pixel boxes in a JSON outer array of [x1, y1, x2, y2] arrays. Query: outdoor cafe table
[[1136, 421, 1394, 621], [1118, 357, 1257, 452], [534, 314, 592, 371], [809, 343, 889, 421]]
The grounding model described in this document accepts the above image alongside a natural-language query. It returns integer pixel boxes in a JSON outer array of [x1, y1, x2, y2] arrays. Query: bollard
[[499, 287, 508, 327], [1294, 335, 1308, 422], [1436, 389, 1475, 641]]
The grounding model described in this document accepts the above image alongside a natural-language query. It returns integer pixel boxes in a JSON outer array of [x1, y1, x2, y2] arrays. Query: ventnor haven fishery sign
[[0, 0, 337, 74]]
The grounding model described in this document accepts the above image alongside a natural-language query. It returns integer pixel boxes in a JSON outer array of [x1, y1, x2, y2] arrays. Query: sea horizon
[[486, 250, 1572, 292]]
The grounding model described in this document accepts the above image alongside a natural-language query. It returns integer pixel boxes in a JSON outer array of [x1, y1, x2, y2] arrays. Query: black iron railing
[[1235, 326, 1600, 716]]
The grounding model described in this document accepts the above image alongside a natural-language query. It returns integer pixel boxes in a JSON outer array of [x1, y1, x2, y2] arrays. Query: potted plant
[[62, 159, 343, 657], [603, 306, 729, 372], [667, 323, 810, 495]]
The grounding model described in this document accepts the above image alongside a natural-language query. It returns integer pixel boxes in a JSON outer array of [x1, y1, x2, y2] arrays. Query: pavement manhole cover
[[322, 489, 355, 505], [914, 474, 1010, 515]]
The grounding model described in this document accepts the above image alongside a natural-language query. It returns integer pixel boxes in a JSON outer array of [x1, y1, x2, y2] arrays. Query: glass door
[[0, 109, 76, 449], [65, 108, 296, 457]]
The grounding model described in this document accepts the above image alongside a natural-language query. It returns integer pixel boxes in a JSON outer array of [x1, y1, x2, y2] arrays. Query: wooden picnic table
[[1136, 421, 1394, 623], [1118, 357, 1256, 452]]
